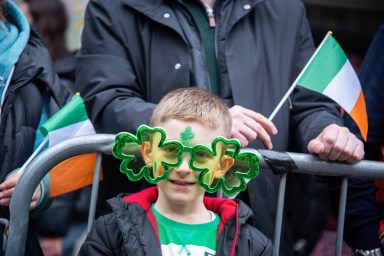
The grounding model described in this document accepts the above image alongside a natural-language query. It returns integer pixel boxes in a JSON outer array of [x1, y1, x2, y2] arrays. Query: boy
[[79, 88, 273, 255]]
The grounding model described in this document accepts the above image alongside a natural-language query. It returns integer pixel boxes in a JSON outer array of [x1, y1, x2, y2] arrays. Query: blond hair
[[150, 88, 232, 137]]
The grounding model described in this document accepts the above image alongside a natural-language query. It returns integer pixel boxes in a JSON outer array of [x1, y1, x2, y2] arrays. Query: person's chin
[[169, 195, 194, 205]]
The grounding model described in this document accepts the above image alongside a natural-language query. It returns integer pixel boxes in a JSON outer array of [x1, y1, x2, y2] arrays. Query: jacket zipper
[[203, 3, 216, 27]]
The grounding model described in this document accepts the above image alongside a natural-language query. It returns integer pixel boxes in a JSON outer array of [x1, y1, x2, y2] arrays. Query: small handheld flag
[[269, 32, 368, 141], [296, 32, 368, 141], [40, 93, 102, 197], [231, 32, 368, 201]]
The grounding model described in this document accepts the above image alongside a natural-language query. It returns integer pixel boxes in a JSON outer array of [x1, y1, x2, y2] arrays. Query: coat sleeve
[[78, 214, 123, 256], [289, 1, 343, 153], [76, 0, 156, 134]]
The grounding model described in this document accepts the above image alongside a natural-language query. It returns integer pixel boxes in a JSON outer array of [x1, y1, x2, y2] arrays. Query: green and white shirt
[[152, 204, 220, 256]]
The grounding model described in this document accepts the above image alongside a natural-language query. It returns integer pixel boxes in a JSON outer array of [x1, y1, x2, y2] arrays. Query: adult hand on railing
[[307, 123, 365, 163], [229, 105, 278, 148], [0, 169, 42, 209]]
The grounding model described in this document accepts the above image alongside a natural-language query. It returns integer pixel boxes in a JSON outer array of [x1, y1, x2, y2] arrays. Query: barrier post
[[87, 153, 102, 233], [273, 173, 287, 255], [336, 177, 348, 256]]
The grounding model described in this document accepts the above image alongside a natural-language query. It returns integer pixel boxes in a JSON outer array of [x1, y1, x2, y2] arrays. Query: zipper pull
[[204, 4, 216, 27]]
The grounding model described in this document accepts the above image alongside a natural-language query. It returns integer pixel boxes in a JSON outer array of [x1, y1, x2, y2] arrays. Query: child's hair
[[150, 88, 232, 137]]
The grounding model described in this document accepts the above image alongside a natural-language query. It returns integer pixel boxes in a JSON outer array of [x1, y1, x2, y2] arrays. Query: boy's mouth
[[169, 179, 195, 186]]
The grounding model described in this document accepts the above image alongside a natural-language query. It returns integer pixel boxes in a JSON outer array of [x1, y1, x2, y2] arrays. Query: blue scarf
[[0, 0, 30, 104]]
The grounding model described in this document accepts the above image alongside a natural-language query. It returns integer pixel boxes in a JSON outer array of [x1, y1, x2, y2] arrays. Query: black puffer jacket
[[0, 28, 70, 255], [79, 187, 273, 255], [0, 28, 69, 181]]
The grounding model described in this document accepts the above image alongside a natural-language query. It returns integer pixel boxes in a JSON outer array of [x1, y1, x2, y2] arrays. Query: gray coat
[[76, 0, 343, 254]]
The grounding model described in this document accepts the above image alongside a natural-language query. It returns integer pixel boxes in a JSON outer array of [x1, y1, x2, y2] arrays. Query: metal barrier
[[5, 134, 384, 256]]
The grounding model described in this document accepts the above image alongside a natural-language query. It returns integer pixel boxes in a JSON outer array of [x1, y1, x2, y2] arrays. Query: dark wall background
[[303, 0, 384, 69]]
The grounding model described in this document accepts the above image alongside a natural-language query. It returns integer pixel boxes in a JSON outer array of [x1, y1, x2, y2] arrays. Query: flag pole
[[18, 137, 49, 172], [269, 31, 332, 253], [268, 32, 332, 121], [230, 31, 334, 201]]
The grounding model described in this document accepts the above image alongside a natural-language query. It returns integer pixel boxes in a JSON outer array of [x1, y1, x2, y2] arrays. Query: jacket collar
[[120, 0, 268, 41], [120, 0, 269, 10], [119, 0, 269, 22], [120, 0, 189, 43], [122, 187, 254, 254], [122, 186, 242, 223]]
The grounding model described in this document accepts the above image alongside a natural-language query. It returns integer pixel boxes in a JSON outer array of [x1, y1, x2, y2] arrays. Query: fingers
[[0, 186, 40, 209], [308, 124, 364, 163], [0, 170, 41, 209], [30, 185, 42, 210], [231, 119, 270, 147], [0, 172, 18, 206], [0, 170, 22, 191], [230, 127, 251, 147], [345, 141, 364, 163], [321, 126, 348, 161], [307, 140, 324, 155], [229, 105, 277, 148], [32, 186, 41, 202], [0, 187, 15, 206], [239, 106, 278, 135]]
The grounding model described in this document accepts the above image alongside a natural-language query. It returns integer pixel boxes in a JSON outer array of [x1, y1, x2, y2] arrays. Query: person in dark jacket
[[339, 24, 384, 254], [76, 0, 364, 254], [0, 0, 70, 254], [19, 0, 90, 255], [79, 88, 273, 255]]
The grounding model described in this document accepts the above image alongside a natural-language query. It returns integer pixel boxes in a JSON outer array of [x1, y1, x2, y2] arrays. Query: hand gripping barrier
[[5, 134, 384, 256]]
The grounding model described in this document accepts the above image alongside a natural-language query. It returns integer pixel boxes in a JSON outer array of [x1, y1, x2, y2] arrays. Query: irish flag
[[297, 32, 368, 141], [40, 94, 102, 197]]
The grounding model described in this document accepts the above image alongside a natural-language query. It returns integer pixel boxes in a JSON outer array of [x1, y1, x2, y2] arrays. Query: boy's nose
[[176, 153, 192, 174]]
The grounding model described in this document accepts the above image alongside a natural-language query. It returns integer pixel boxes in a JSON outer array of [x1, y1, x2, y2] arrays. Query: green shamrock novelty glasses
[[112, 125, 260, 196]]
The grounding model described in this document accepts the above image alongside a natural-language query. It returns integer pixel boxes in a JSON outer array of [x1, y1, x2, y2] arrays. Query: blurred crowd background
[[304, 0, 383, 71]]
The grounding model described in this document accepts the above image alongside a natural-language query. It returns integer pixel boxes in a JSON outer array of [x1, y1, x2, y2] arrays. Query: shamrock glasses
[[113, 125, 260, 196]]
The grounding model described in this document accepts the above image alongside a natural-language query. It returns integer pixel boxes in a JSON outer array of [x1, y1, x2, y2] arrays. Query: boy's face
[[142, 119, 228, 206]]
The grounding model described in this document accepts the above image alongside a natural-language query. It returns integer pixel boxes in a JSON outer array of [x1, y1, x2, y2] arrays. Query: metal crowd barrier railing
[[5, 134, 384, 256]]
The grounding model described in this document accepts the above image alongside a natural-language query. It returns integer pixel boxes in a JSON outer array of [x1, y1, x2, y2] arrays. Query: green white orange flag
[[297, 32, 368, 141], [40, 94, 102, 197]]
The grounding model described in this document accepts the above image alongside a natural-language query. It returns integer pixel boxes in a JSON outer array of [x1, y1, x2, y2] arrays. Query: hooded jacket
[[0, 29, 68, 179], [79, 187, 273, 255], [76, 0, 344, 253], [0, 1, 70, 253], [341, 24, 384, 251]]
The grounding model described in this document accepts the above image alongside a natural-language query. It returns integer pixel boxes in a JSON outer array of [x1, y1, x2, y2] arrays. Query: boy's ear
[[214, 155, 234, 179], [140, 141, 153, 167]]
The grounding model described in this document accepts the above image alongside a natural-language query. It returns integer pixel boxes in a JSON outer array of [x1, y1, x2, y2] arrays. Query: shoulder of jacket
[[95, 212, 120, 227], [238, 224, 274, 254]]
